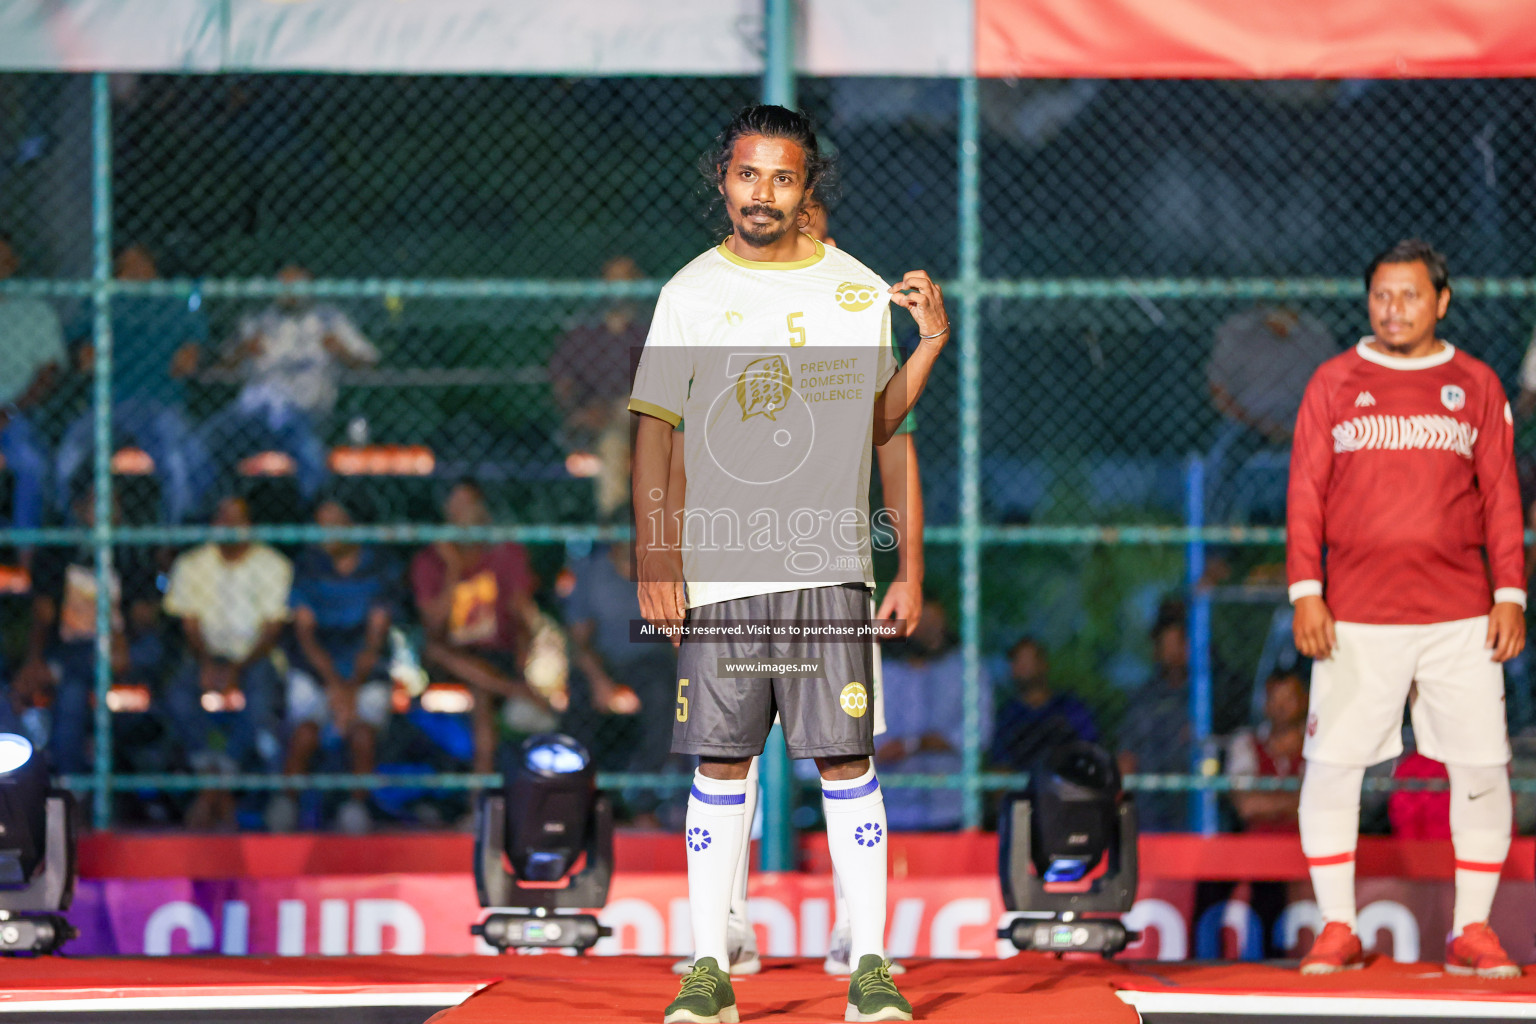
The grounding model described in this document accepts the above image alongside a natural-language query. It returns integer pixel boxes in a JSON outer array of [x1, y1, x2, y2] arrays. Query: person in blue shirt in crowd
[[56, 244, 211, 524], [878, 596, 991, 830], [989, 636, 1099, 771], [268, 496, 398, 834], [562, 537, 682, 818], [9, 484, 163, 775], [1117, 602, 1194, 831]]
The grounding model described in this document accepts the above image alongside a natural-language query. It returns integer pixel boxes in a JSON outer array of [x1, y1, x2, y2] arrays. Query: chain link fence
[[2, 72, 1536, 832]]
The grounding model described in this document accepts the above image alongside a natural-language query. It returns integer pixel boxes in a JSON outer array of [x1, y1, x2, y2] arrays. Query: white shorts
[[287, 668, 392, 731], [1305, 616, 1510, 767]]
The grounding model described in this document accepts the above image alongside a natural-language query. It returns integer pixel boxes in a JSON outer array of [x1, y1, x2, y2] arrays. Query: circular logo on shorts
[[839, 681, 869, 718], [687, 827, 712, 852], [835, 281, 879, 312]]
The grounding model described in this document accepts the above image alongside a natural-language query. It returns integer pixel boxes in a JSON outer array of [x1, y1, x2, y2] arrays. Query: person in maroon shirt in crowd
[[410, 479, 553, 774], [1287, 239, 1524, 977]]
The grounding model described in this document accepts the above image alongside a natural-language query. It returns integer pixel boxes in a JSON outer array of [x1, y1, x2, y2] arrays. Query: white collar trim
[[1354, 337, 1455, 370]]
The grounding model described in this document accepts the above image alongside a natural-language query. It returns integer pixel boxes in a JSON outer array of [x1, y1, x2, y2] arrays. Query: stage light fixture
[[472, 733, 613, 953], [0, 733, 77, 955], [998, 741, 1138, 957]]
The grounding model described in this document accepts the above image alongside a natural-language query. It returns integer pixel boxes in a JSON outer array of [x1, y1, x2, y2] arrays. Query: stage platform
[[2, 955, 1533, 1023]]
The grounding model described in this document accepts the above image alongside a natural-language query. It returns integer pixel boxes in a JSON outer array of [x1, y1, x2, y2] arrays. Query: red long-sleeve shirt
[[1286, 339, 1526, 625]]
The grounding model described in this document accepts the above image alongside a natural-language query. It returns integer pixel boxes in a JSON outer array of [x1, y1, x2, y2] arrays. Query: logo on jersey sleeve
[[835, 281, 880, 312], [839, 681, 869, 718], [1441, 384, 1466, 412]]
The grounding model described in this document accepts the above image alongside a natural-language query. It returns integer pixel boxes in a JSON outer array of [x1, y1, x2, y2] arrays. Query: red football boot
[[1300, 921, 1364, 975], [1446, 922, 1521, 979]]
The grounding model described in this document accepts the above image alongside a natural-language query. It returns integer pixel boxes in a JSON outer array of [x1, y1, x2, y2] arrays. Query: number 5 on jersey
[[787, 311, 806, 347], [676, 677, 690, 722]]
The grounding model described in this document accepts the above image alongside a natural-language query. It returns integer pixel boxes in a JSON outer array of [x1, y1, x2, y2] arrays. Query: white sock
[[686, 770, 749, 966], [831, 869, 848, 936], [822, 765, 887, 964], [729, 757, 759, 926], [1299, 760, 1364, 930], [1448, 762, 1512, 933], [818, 788, 851, 938]]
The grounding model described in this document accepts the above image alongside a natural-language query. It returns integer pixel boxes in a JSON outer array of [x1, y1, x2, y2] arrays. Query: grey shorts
[[673, 583, 876, 760]]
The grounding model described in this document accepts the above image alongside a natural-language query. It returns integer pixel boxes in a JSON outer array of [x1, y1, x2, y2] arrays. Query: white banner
[[0, 0, 972, 76]]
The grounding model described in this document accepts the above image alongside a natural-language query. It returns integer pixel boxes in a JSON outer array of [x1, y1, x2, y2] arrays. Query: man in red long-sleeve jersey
[[1288, 239, 1525, 978]]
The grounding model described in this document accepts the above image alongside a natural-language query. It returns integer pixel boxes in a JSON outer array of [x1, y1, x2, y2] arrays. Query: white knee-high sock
[[831, 869, 848, 935], [1448, 762, 1512, 933], [729, 757, 759, 924], [686, 770, 749, 966], [1299, 760, 1365, 929], [820, 786, 850, 937], [822, 765, 887, 963]]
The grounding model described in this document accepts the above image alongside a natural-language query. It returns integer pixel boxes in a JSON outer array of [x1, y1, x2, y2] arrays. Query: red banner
[[63, 873, 1536, 962], [976, 0, 1536, 78]]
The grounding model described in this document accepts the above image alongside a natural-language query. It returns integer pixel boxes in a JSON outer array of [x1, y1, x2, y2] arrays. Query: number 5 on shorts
[[676, 678, 690, 722]]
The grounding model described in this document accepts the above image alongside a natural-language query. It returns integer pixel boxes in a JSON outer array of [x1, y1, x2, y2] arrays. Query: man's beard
[[735, 204, 794, 246]]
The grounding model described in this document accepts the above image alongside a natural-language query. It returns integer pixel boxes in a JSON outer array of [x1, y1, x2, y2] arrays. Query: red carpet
[[428, 955, 1139, 1023], [5, 954, 1535, 1022]]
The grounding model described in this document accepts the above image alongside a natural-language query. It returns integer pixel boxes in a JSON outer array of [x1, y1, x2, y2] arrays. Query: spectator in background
[[163, 495, 291, 830], [1513, 325, 1536, 421], [878, 597, 991, 830], [268, 497, 396, 834], [1118, 604, 1194, 831], [8, 484, 163, 774], [411, 480, 554, 774], [989, 637, 1099, 771], [0, 231, 65, 534], [548, 255, 648, 519], [1207, 305, 1337, 521], [56, 244, 211, 524], [1226, 670, 1307, 832], [1199, 668, 1308, 958], [563, 539, 679, 803], [200, 264, 378, 502]]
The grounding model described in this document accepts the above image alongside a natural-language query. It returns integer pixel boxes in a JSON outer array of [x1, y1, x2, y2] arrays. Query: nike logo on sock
[[1468, 789, 1495, 800]]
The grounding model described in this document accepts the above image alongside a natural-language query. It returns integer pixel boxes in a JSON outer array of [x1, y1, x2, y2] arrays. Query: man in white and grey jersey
[[633, 105, 949, 1024]]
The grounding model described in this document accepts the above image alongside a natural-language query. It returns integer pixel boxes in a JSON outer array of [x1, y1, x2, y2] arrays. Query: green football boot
[[846, 954, 913, 1021], [663, 956, 738, 1023]]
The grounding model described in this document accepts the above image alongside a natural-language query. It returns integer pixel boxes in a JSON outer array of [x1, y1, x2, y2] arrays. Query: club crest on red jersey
[[1441, 384, 1466, 412]]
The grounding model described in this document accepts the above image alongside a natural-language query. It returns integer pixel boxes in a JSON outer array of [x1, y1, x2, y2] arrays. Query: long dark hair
[[700, 105, 837, 228]]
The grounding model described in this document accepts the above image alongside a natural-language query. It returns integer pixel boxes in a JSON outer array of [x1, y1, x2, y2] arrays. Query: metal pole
[[757, 0, 797, 872], [762, 0, 796, 109], [957, 77, 984, 828], [1184, 456, 1216, 834], [89, 73, 115, 829]]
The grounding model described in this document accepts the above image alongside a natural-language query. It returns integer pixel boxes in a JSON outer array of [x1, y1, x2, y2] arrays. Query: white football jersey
[[630, 239, 898, 609]]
